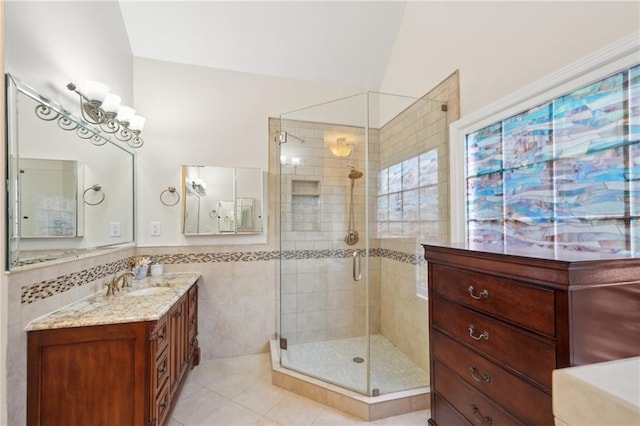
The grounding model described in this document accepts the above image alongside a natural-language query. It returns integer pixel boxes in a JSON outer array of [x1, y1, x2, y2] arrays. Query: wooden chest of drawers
[[423, 243, 640, 426]]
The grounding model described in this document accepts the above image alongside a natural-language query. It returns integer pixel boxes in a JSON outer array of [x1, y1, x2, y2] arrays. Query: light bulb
[[83, 80, 110, 102], [128, 115, 146, 131], [116, 106, 136, 123], [101, 93, 122, 113]]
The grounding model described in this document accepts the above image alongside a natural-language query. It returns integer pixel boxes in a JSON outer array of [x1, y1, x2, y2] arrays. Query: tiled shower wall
[[378, 72, 460, 372]]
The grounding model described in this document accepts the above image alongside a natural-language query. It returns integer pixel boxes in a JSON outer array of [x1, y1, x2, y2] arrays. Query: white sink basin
[[126, 287, 171, 297]]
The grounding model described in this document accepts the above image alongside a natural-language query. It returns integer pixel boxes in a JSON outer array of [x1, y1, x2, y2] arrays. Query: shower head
[[348, 168, 363, 180]]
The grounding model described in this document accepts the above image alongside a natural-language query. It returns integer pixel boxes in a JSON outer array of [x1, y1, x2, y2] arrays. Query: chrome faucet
[[105, 271, 135, 295]]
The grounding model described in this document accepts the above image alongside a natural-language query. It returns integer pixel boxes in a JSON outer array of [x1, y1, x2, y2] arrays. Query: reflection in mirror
[[6, 74, 135, 269], [18, 158, 84, 238], [181, 165, 264, 235]]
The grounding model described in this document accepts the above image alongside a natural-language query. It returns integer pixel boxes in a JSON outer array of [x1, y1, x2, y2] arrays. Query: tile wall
[[377, 72, 460, 372]]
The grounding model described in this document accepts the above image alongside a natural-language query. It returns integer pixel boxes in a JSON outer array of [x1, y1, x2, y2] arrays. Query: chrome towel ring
[[160, 186, 181, 206], [83, 184, 105, 205]]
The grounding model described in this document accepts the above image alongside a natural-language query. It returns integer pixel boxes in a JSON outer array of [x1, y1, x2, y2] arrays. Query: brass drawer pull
[[468, 325, 489, 341], [471, 404, 492, 424], [469, 365, 491, 383], [468, 285, 489, 300], [158, 366, 167, 375]]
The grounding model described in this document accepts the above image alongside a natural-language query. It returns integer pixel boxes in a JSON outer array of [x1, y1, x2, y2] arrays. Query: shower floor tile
[[281, 334, 428, 395]]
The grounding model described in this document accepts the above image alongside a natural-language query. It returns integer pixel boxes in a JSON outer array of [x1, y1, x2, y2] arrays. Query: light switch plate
[[151, 221, 161, 236], [109, 222, 121, 237]]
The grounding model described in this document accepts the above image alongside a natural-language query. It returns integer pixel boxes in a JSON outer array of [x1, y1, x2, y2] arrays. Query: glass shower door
[[277, 93, 371, 395], [276, 90, 441, 397]]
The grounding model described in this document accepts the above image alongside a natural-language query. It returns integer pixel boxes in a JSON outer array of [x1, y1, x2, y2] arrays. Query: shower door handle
[[353, 250, 362, 281]]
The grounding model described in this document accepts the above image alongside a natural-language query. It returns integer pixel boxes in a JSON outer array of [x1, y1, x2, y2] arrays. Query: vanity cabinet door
[[27, 323, 148, 426]]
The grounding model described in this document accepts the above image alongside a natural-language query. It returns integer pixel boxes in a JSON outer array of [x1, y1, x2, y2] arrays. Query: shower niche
[[291, 180, 320, 232]]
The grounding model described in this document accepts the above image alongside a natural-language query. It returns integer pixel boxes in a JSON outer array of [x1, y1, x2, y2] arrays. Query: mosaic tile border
[[21, 248, 424, 305], [21, 258, 131, 305]]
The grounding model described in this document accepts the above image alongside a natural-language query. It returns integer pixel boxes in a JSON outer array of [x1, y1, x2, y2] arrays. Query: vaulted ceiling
[[118, 1, 408, 89]]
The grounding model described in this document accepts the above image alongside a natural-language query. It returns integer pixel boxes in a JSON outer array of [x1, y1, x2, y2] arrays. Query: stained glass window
[[466, 64, 640, 253]]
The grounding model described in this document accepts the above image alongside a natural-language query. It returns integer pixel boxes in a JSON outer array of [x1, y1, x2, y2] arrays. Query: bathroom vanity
[[26, 272, 201, 426], [423, 243, 640, 426]]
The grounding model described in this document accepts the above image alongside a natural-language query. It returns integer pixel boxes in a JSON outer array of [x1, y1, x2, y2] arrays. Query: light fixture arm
[[66, 81, 145, 148]]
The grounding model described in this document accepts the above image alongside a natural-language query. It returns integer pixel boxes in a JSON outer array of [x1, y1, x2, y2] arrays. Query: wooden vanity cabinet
[[423, 243, 640, 426], [27, 282, 200, 426]]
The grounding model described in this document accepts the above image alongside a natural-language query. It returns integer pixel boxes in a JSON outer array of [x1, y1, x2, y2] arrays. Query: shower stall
[[273, 91, 450, 400]]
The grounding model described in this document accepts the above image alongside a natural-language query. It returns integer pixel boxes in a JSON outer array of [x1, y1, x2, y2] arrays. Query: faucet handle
[[121, 275, 131, 288], [105, 279, 119, 296]]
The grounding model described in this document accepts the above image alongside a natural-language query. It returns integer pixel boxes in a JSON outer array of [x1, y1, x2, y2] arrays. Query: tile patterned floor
[[281, 335, 428, 394], [169, 353, 430, 426]]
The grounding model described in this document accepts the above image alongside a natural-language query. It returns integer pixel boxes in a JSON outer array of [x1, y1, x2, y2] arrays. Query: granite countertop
[[25, 272, 201, 331], [553, 356, 640, 425]]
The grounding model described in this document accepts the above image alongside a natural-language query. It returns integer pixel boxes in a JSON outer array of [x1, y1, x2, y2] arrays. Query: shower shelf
[[291, 179, 320, 196]]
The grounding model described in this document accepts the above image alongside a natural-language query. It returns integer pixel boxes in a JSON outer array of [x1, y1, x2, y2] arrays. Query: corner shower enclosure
[[274, 91, 450, 397]]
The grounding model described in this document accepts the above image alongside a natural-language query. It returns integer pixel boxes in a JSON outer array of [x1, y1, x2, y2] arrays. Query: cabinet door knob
[[468, 325, 489, 341], [468, 285, 489, 300]]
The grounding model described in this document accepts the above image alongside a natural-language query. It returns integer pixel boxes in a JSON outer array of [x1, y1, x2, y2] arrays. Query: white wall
[[380, 1, 640, 115], [133, 57, 370, 246], [4, 1, 133, 111]]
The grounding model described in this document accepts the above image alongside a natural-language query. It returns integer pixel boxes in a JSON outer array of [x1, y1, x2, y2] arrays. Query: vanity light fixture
[[66, 80, 146, 148], [187, 177, 207, 196], [329, 137, 353, 158]]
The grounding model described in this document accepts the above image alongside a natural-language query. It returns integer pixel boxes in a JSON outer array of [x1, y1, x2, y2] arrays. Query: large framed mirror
[[181, 165, 264, 235], [6, 74, 135, 269]]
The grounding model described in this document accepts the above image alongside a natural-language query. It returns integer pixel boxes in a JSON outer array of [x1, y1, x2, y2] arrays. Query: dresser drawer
[[432, 393, 471, 425], [432, 296, 556, 389], [431, 264, 555, 336], [434, 360, 524, 426], [432, 330, 553, 425]]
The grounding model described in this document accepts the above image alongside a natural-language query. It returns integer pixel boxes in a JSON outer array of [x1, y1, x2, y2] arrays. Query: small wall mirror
[[181, 165, 264, 235], [6, 74, 135, 269]]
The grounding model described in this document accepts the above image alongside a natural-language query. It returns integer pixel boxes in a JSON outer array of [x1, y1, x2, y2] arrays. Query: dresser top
[[26, 272, 201, 331], [422, 242, 640, 287], [423, 241, 640, 263]]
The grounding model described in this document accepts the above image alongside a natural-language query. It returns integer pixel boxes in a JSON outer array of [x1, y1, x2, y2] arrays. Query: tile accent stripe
[[21, 258, 130, 305], [21, 249, 424, 304]]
